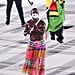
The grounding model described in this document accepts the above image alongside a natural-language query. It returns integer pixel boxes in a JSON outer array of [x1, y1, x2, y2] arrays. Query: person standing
[[6, 0, 26, 27], [22, 8, 46, 75], [46, 0, 65, 43]]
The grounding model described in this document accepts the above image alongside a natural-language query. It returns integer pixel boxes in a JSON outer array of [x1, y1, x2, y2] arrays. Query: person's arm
[[59, 0, 65, 8], [37, 20, 46, 34], [24, 20, 34, 36], [24, 23, 30, 36], [28, 0, 33, 5]]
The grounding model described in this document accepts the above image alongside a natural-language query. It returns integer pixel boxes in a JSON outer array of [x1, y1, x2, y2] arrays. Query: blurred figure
[[46, 0, 65, 43], [6, 0, 25, 27], [22, 8, 46, 75]]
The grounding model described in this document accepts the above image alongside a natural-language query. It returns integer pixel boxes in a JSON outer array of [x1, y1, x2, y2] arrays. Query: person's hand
[[46, 7, 48, 10], [30, 2, 34, 6]]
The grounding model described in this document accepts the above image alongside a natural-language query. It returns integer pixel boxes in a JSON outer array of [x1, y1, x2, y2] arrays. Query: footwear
[[57, 40, 64, 43], [21, 22, 25, 27], [21, 24, 25, 27], [6, 20, 10, 25], [51, 37, 55, 40]]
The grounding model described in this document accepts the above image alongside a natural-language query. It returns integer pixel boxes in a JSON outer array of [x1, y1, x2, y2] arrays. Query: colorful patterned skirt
[[22, 40, 46, 75]]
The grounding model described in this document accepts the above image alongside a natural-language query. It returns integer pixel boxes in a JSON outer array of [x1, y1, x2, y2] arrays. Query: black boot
[[6, 19, 10, 25], [57, 39, 64, 43], [21, 22, 25, 27], [51, 37, 55, 40]]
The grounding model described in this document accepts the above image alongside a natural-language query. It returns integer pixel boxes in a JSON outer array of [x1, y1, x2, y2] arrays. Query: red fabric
[[22, 44, 46, 75], [49, 0, 58, 10]]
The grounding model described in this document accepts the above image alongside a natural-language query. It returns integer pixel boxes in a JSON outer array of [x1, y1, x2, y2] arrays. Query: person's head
[[31, 8, 39, 19]]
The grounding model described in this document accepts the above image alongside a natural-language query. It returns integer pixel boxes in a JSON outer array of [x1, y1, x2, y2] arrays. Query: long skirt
[[22, 40, 46, 75]]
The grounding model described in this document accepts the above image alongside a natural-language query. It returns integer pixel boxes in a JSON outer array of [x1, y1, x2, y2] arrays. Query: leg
[[50, 31, 55, 40], [56, 26, 64, 43], [15, 0, 25, 26], [6, 0, 13, 25]]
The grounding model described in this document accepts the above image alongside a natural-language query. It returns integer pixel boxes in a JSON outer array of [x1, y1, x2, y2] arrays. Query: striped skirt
[[22, 40, 46, 75]]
